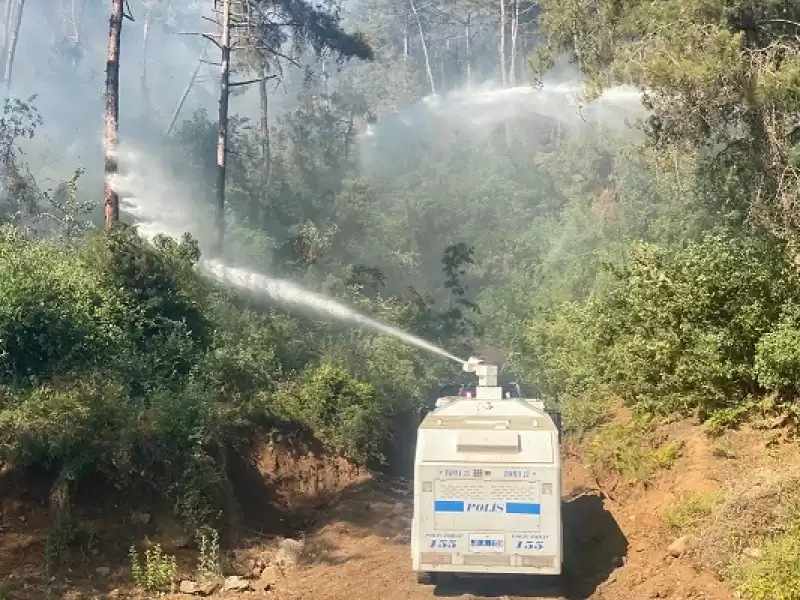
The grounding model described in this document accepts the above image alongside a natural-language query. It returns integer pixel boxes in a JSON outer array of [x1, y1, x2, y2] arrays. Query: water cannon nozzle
[[462, 356, 498, 388], [462, 356, 484, 373]]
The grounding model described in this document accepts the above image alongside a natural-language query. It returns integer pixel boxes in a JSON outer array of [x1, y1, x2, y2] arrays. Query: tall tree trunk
[[0, 0, 15, 81], [140, 5, 151, 114], [71, 0, 82, 43], [165, 44, 206, 136], [258, 67, 271, 228], [258, 66, 270, 166], [499, 0, 506, 86], [104, 0, 123, 227], [409, 0, 435, 95], [440, 38, 448, 91], [464, 14, 471, 86], [213, 0, 232, 256], [403, 14, 408, 67], [509, 0, 518, 85], [4, 0, 25, 90], [343, 110, 354, 160], [0, 1, 9, 80], [499, 0, 511, 145], [321, 51, 329, 110]]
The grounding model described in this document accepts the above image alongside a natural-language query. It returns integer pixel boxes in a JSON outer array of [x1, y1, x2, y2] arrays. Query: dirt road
[[2, 424, 740, 600], [261, 468, 626, 600], [257, 450, 734, 600]]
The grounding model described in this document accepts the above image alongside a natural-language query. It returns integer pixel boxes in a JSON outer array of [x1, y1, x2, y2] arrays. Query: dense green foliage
[[536, 0, 800, 237], [0, 221, 462, 530], [5, 0, 800, 552], [504, 0, 800, 433], [518, 230, 800, 431]]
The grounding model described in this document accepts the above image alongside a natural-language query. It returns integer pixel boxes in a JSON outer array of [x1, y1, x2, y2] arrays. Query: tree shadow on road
[[562, 490, 628, 599]]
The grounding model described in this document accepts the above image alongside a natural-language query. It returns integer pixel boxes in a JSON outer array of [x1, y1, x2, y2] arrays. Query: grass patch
[[710, 441, 734, 458], [703, 395, 800, 439], [664, 490, 724, 532], [586, 420, 683, 483], [733, 521, 800, 600], [652, 439, 682, 469], [703, 401, 758, 437], [691, 469, 800, 578]]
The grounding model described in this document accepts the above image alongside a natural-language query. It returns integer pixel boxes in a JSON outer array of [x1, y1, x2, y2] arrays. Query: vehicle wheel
[[416, 572, 437, 585]]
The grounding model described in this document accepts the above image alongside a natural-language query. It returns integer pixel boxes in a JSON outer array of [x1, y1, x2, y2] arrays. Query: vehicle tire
[[416, 572, 437, 585]]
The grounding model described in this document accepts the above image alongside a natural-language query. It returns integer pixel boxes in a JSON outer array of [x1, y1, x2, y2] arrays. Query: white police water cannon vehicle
[[411, 357, 563, 585]]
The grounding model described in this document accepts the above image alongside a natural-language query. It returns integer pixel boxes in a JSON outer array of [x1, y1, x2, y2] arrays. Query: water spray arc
[[362, 83, 644, 139], [201, 259, 466, 365], [112, 147, 466, 365], [114, 79, 646, 367]]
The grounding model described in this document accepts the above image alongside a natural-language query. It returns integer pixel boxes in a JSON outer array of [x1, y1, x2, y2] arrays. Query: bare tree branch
[[229, 75, 277, 87], [758, 18, 800, 28], [123, 0, 134, 21], [249, 44, 303, 67]]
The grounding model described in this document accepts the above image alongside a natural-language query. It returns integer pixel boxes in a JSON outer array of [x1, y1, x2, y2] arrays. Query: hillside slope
[[218, 415, 794, 600], [2, 413, 797, 600]]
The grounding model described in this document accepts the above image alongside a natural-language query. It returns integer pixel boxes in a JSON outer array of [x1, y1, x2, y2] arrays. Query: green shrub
[[78, 226, 212, 388], [735, 522, 800, 600], [597, 232, 797, 416], [196, 526, 222, 580], [0, 377, 133, 478], [44, 517, 79, 569], [555, 388, 612, 437], [521, 301, 602, 401], [0, 227, 230, 530], [0, 222, 451, 531], [587, 420, 682, 483], [129, 544, 177, 593], [0, 226, 112, 382], [277, 361, 385, 463], [755, 316, 800, 395], [522, 230, 800, 433], [703, 400, 759, 437]]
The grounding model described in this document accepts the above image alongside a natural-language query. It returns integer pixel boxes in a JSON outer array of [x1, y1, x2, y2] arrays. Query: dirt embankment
[[2, 415, 798, 600]]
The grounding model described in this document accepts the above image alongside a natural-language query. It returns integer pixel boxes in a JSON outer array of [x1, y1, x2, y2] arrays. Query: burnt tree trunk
[[213, 0, 232, 256], [104, 0, 123, 226], [4, 0, 25, 90]]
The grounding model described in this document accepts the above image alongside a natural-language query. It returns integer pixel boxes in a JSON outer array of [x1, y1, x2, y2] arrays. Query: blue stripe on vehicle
[[434, 500, 465, 512], [506, 502, 541, 515]]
